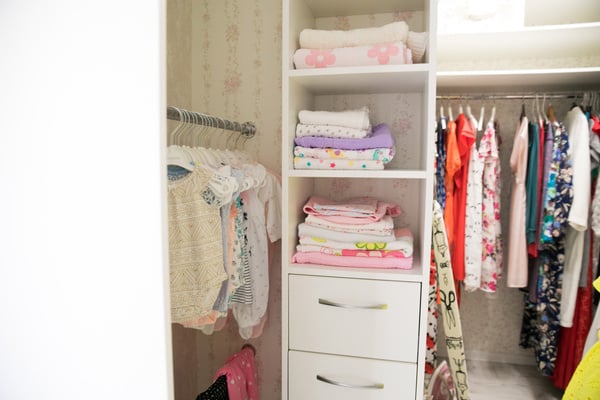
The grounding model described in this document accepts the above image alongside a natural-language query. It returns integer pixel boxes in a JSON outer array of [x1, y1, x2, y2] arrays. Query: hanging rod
[[436, 92, 590, 101], [167, 106, 256, 138]]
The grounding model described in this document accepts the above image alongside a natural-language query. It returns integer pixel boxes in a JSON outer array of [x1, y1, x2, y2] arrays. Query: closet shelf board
[[288, 262, 425, 282], [299, 0, 425, 18], [287, 169, 428, 179], [438, 22, 600, 65], [436, 67, 600, 93], [288, 65, 431, 94]]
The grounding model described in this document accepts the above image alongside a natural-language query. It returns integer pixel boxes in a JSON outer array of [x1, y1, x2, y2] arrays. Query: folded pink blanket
[[293, 41, 412, 69], [305, 214, 394, 236], [292, 251, 413, 269], [303, 196, 402, 221]]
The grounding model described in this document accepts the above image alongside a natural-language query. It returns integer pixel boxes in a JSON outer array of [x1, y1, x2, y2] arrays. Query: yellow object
[[562, 276, 600, 399]]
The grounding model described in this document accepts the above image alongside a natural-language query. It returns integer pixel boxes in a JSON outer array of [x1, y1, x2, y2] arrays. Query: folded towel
[[299, 227, 413, 254], [299, 21, 427, 63], [406, 31, 428, 63], [294, 156, 384, 170], [298, 222, 397, 243], [295, 123, 371, 139], [295, 146, 394, 163], [298, 107, 370, 130], [300, 21, 409, 50], [292, 251, 413, 269], [305, 214, 395, 236], [293, 41, 412, 69]]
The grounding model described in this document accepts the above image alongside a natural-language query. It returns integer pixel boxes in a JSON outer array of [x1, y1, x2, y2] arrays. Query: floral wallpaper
[[167, 0, 283, 398]]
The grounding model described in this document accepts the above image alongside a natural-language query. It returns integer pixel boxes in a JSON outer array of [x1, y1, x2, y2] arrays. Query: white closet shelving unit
[[281, 1, 437, 399]]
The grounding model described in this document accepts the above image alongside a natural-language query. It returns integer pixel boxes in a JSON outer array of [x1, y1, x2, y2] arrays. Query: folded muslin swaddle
[[295, 123, 371, 139]]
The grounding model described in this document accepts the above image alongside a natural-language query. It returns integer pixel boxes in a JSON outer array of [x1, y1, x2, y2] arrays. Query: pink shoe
[[427, 360, 456, 400]]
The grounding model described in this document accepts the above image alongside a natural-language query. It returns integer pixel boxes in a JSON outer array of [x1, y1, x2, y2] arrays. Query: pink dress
[[507, 117, 529, 288], [214, 346, 258, 400]]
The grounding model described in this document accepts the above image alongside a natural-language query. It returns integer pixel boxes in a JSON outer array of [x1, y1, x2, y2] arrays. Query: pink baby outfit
[[214, 346, 258, 400]]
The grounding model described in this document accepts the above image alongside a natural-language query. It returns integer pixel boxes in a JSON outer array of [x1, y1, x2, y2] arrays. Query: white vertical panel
[[0, 1, 172, 399]]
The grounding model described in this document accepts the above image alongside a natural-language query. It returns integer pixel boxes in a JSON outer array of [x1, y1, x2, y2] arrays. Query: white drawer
[[288, 350, 417, 400], [289, 274, 420, 362]]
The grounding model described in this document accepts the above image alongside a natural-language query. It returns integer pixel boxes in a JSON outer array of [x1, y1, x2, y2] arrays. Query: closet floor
[[466, 360, 564, 400]]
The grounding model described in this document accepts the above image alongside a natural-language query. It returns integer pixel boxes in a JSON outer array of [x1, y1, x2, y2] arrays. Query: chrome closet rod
[[167, 106, 256, 138], [436, 92, 592, 101]]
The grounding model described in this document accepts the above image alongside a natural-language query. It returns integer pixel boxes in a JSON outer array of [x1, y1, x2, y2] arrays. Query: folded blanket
[[294, 123, 394, 150], [305, 214, 394, 236], [294, 156, 384, 170], [293, 41, 412, 69], [299, 227, 413, 255], [299, 21, 427, 63], [303, 195, 401, 220], [295, 146, 394, 163], [296, 244, 410, 258], [304, 195, 378, 215], [298, 107, 370, 130], [295, 123, 371, 139], [292, 251, 413, 269], [298, 222, 397, 243], [300, 21, 409, 50]]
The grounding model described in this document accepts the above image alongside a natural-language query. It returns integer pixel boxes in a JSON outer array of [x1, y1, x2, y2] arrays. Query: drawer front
[[289, 274, 420, 362], [288, 350, 417, 400]]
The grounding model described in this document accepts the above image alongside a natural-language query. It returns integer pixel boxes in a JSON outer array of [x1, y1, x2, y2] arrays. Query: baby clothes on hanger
[[168, 167, 227, 324]]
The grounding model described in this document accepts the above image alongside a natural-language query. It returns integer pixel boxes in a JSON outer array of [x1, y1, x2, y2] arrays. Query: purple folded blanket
[[294, 123, 394, 150]]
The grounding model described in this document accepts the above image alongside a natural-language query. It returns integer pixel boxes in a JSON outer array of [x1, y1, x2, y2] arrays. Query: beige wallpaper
[[190, 1, 283, 399]]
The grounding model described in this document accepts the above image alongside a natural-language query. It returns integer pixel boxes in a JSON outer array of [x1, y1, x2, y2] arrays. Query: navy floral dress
[[520, 122, 573, 376]]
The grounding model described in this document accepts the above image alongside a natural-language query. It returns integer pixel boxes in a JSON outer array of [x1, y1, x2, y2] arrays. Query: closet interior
[[165, 0, 600, 399]]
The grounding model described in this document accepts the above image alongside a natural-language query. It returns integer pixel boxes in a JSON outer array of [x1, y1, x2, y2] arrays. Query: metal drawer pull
[[318, 298, 388, 310], [316, 374, 384, 390]]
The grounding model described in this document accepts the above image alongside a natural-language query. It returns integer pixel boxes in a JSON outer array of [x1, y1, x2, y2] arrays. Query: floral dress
[[520, 122, 573, 376], [480, 122, 502, 292]]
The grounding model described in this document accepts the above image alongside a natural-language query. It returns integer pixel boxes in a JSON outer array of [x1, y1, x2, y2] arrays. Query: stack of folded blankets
[[294, 107, 395, 170], [293, 21, 427, 69], [292, 196, 414, 269]]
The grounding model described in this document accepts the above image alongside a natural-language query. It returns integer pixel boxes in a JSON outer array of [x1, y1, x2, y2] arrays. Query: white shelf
[[438, 22, 600, 68], [437, 67, 600, 93], [288, 169, 428, 179], [300, 0, 425, 18], [288, 64, 432, 94]]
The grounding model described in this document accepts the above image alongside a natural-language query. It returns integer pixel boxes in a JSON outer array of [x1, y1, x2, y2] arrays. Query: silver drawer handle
[[318, 298, 388, 310], [316, 374, 384, 390]]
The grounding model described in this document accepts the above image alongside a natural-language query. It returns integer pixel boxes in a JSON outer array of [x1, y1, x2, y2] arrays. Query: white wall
[[0, 1, 173, 399]]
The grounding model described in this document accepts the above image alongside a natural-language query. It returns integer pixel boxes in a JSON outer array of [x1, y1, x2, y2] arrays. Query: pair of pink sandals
[[426, 360, 456, 400]]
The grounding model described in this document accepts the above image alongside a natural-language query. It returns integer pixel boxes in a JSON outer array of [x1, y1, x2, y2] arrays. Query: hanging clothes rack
[[436, 92, 589, 101], [167, 106, 256, 138]]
